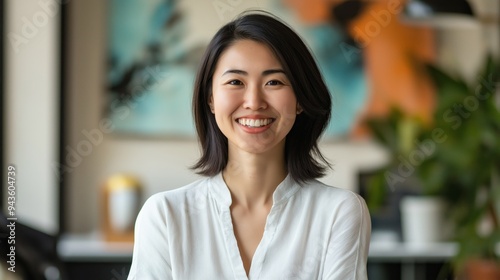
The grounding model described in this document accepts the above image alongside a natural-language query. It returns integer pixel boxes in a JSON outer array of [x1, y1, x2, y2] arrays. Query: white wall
[[445, 0, 500, 82], [4, 0, 60, 234]]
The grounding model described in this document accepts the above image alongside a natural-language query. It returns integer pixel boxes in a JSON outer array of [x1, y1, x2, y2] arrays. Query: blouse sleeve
[[128, 194, 173, 280], [322, 193, 371, 280]]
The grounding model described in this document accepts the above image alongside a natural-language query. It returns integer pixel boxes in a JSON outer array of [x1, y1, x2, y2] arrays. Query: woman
[[128, 11, 371, 280]]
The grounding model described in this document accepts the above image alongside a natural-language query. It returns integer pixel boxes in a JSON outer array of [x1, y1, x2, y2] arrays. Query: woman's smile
[[236, 115, 276, 133]]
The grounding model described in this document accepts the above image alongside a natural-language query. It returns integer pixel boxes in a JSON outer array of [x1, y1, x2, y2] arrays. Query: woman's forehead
[[214, 40, 284, 74]]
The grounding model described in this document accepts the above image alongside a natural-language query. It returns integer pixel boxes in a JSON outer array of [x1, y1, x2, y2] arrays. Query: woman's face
[[210, 39, 300, 156]]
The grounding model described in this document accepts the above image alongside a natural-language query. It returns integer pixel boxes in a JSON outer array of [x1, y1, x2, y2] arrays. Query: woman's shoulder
[[301, 179, 359, 197], [295, 180, 370, 229], [299, 179, 368, 211]]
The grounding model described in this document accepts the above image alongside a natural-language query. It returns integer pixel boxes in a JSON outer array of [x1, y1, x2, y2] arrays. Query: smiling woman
[[128, 11, 371, 280], [192, 12, 332, 182]]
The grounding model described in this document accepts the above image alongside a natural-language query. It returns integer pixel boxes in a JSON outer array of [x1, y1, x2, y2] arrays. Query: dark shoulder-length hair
[[191, 11, 332, 183]]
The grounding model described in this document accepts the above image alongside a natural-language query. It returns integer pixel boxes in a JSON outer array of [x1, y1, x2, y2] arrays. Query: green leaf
[[366, 170, 389, 212]]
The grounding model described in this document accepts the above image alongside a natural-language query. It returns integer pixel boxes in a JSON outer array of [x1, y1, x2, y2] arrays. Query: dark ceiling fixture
[[404, 0, 474, 18], [402, 0, 479, 28]]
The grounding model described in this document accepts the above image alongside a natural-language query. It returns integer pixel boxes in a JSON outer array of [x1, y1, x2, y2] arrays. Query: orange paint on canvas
[[349, 0, 436, 137]]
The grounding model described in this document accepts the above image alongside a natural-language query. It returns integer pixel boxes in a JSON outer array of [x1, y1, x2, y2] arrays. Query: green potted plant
[[425, 56, 500, 279], [366, 55, 500, 278]]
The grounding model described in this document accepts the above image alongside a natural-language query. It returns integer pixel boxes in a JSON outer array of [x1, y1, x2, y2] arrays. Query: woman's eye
[[228, 80, 243, 86], [266, 80, 283, 86]]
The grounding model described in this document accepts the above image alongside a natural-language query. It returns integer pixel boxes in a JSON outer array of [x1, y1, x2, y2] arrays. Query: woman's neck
[[222, 145, 287, 210]]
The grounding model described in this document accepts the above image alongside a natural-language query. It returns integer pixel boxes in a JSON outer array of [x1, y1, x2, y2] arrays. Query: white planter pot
[[400, 196, 447, 244]]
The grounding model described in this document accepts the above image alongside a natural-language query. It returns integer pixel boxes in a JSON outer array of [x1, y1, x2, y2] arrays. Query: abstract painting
[[106, 0, 435, 139]]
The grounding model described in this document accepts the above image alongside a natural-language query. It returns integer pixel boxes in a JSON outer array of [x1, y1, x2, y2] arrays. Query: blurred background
[[1, 0, 499, 279]]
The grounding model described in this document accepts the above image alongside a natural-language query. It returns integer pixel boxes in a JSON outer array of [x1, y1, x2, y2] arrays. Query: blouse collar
[[209, 172, 300, 208]]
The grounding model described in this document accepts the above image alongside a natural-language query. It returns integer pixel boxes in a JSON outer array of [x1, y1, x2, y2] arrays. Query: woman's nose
[[243, 85, 267, 110]]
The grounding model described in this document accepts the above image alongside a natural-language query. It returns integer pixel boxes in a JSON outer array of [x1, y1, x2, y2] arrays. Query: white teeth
[[238, 118, 273, 128]]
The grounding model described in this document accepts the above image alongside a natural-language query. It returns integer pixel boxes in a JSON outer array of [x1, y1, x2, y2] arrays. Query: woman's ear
[[296, 103, 303, 115], [209, 96, 215, 114]]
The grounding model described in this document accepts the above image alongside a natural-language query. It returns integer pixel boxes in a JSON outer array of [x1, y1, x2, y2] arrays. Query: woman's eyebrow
[[222, 69, 247, 76], [221, 69, 285, 76]]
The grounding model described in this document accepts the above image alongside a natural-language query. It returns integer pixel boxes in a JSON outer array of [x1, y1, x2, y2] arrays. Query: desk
[[58, 233, 459, 280]]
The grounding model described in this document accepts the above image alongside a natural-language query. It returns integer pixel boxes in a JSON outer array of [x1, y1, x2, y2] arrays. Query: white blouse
[[128, 173, 371, 280]]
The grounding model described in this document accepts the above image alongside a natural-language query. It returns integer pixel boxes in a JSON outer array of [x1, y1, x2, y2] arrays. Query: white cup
[[109, 188, 138, 232]]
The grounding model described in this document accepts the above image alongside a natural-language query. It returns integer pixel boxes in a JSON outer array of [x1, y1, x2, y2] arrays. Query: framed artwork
[[106, 0, 435, 139]]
